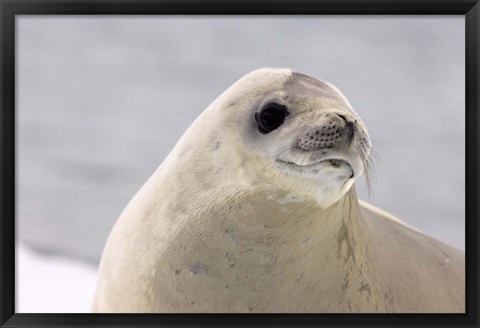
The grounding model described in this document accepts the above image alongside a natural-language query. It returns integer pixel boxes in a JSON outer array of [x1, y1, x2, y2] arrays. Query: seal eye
[[255, 103, 289, 134]]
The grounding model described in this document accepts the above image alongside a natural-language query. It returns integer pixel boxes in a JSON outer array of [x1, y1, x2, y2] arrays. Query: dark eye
[[254, 103, 289, 134]]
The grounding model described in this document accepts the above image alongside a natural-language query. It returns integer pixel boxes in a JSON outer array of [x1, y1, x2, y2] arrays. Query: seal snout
[[297, 113, 355, 152]]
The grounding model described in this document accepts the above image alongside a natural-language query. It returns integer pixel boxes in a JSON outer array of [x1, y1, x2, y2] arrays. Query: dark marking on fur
[[287, 73, 343, 101], [296, 272, 304, 282], [341, 274, 349, 291], [337, 220, 355, 263], [281, 72, 352, 116], [226, 251, 236, 268], [359, 282, 371, 295], [190, 263, 207, 275]]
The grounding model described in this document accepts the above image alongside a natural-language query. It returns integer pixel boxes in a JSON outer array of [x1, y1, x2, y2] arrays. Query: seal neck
[[170, 186, 383, 311], [217, 187, 370, 267]]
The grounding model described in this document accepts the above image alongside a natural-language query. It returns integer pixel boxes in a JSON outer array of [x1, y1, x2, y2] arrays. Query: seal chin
[[274, 157, 356, 208], [276, 158, 355, 179]]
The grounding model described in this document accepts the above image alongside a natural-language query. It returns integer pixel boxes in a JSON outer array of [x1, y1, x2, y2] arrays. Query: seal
[[92, 68, 464, 313]]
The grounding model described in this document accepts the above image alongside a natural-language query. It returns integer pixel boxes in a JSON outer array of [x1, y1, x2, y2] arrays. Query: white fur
[[92, 68, 464, 313]]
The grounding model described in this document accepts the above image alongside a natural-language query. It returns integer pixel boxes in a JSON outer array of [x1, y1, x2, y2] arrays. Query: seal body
[[92, 68, 464, 313]]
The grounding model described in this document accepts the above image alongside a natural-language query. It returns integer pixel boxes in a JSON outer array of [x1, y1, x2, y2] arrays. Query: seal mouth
[[276, 158, 354, 178]]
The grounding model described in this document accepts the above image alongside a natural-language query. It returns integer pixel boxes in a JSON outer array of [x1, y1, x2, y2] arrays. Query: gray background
[[17, 16, 465, 265]]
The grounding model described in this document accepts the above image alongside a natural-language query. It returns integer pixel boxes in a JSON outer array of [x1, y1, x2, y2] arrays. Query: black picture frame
[[1, 1, 478, 327]]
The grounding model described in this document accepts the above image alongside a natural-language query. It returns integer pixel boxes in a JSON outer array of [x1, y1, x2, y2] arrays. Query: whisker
[[359, 142, 379, 198], [274, 143, 298, 159], [301, 148, 314, 167]]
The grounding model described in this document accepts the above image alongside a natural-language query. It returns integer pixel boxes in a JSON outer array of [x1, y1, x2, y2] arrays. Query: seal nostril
[[346, 121, 355, 142], [338, 114, 348, 123]]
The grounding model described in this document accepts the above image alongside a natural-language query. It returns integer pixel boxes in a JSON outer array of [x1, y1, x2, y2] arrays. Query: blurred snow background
[[17, 244, 97, 312], [16, 16, 464, 312]]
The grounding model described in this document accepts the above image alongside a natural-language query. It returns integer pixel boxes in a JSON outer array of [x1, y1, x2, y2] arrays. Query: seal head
[[206, 68, 372, 208]]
